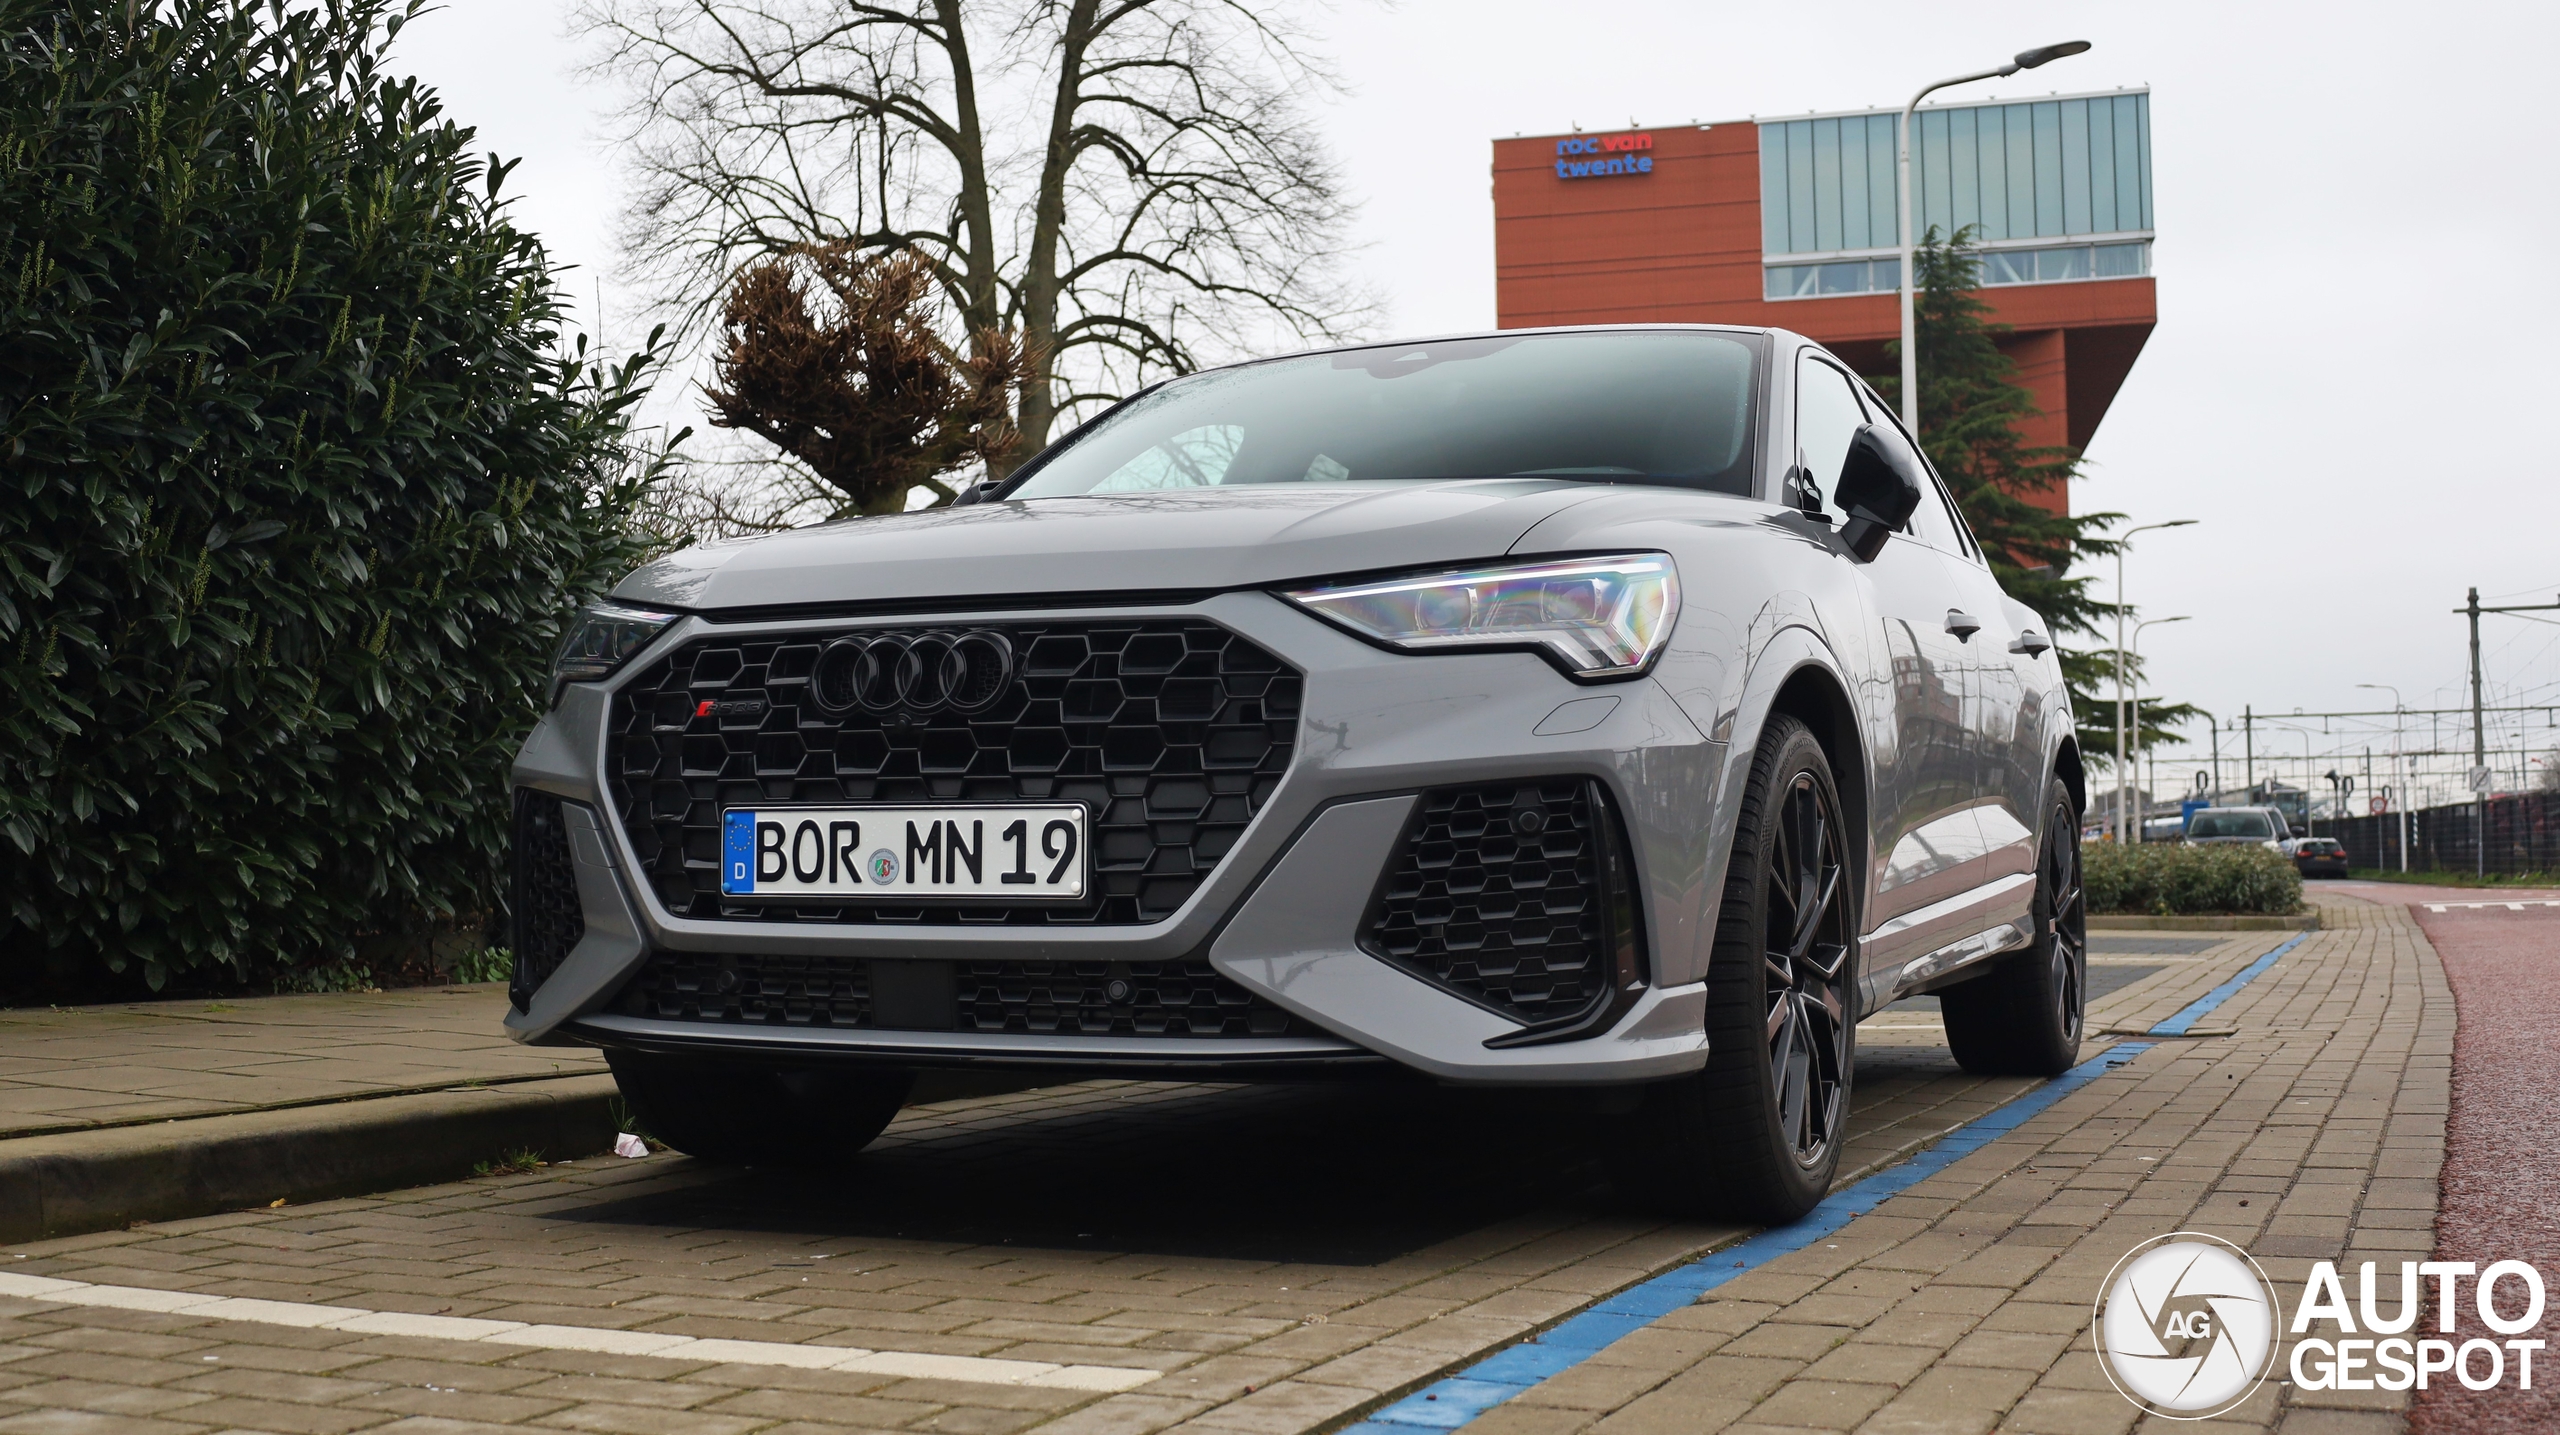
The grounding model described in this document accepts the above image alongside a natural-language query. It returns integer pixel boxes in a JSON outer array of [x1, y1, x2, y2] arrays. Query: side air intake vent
[[1359, 778, 1644, 1042], [510, 790, 588, 1013]]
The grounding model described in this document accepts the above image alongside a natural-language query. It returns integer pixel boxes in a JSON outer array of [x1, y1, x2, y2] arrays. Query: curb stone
[[0, 1074, 619, 1245], [2087, 913, 2319, 931]]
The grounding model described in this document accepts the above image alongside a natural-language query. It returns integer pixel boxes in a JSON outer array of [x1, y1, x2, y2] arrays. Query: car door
[[1856, 405, 2042, 890], [1790, 354, 1981, 946]]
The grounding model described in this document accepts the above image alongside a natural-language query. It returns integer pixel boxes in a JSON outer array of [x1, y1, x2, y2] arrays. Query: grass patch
[[2084, 841, 2303, 916], [2345, 868, 2560, 889], [472, 1148, 547, 1178]]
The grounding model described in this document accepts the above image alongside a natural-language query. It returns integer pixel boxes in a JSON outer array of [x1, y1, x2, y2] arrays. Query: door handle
[[1944, 609, 1983, 641], [2008, 628, 2052, 656]]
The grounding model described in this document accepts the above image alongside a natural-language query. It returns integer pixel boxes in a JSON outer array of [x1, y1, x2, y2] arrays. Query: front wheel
[[1610, 715, 1854, 1223], [606, 1051, 913, 1168], [1940, 779, 2086, 1076]]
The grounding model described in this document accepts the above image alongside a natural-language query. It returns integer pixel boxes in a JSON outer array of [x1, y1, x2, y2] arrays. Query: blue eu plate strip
[[722, 810, 756, 894], [1342, 926, 2307, 1435]]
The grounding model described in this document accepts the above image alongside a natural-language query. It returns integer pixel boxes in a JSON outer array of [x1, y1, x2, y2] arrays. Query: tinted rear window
[[1007, 331, 1764, 499]]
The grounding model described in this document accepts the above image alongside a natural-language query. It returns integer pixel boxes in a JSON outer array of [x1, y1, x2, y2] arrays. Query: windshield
[[1006, 330, 1763, 499], [2188, 812, 2276, 840]]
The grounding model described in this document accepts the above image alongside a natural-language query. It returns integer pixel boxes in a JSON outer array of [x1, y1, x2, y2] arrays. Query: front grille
[[609, 950, 1306, 1037], [510, 790, 587, 1012], [1360, 779, 1634, 1026], [608, 620, 1301, 925]]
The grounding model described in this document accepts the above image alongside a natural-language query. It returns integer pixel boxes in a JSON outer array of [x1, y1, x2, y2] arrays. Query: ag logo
[[2094, 1233, 2282, 1418]]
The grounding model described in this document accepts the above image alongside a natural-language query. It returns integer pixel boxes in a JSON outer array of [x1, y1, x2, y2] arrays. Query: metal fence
[[2311, 790, 2560, 876]]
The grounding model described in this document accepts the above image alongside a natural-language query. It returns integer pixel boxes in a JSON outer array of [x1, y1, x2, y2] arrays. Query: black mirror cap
[[1835, 423, 1927, 561]]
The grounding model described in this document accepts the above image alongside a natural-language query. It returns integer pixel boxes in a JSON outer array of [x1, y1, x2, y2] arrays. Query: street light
[[2114, 519, 2197, 844], [1897, 40, 2092, 429], [2127, 615, 2189, 841]]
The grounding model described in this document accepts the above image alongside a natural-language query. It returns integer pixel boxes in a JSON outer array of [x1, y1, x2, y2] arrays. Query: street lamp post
[[2114, 520, 2197, 844], [2128, 614, 2189, 842], [1897, 41, 2092, 429]]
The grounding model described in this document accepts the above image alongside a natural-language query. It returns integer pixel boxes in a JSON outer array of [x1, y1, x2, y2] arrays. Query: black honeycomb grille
[[510, 790, 587, 1013], [607, 620, 1301, 925], [609, 951, 1305, 1037], [1361, 780, 1622, 1024]]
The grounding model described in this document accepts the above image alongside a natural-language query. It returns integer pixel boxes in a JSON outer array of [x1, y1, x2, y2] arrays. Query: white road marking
[[2422, 901, 2560, 912], [0, 1272, 1156, 1391]]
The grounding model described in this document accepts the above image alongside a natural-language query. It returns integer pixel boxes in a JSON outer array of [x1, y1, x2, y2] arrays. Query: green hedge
[[2082, 842, 2302, 916], [1, 0, 676, 992]]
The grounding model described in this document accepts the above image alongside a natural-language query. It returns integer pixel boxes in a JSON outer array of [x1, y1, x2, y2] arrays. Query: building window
[[1758, 91, 2151, 258], [1764, 239, 2148, 300], [1765, 258, 1900, 300]]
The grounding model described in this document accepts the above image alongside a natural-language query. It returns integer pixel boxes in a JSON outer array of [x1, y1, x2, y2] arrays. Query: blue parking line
[[1342, 928, 2309, 1435], [2148, 932, 2308, 1036]]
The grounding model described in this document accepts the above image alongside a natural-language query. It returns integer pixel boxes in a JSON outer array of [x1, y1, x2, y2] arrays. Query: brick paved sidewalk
[[0, 926, 2328, 1435], [1441, 895, 2448, 1435], [0, 986, 604, 1140]]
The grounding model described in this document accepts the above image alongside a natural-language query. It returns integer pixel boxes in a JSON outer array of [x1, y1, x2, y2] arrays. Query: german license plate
[[720, 804, 1087, 900]]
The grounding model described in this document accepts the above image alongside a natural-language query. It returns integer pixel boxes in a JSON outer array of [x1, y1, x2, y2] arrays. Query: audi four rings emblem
[[808, 630, 1015, 717]]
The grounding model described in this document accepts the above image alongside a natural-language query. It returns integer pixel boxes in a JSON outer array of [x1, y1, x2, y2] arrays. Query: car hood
[[612, 482, 1611, 612]]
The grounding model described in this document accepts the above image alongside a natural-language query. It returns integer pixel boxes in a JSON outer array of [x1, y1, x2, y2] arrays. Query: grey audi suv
[[509, 325, 2085, 1220]]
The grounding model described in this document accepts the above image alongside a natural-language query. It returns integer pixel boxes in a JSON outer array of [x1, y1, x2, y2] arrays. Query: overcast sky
[[394, 0, 2560, 801]]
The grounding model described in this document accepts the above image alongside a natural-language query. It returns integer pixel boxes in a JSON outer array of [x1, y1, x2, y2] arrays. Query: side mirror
[[1834, 424, 1926, 561]]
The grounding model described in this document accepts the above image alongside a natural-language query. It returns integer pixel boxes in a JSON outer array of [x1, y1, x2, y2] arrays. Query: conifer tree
[[1871, 227, 2191, 771]]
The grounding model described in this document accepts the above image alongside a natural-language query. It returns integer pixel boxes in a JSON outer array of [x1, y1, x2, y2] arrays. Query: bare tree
[[578, 0, 1371, 480]]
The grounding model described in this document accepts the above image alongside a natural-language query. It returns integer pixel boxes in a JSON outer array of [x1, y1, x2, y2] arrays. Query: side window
[[1792, 355, 1866, 525]]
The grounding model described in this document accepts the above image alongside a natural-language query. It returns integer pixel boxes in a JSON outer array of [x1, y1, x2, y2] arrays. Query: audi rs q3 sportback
[[509, 325, 2085, 1220]]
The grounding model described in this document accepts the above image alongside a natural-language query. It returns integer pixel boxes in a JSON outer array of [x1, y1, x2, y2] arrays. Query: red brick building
[[1493, 90, 2156, 514]]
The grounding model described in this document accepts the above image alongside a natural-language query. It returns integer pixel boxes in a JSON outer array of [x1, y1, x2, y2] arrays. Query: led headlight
[[1282, 553, 1678, 680], [550, 602, 677, 704]]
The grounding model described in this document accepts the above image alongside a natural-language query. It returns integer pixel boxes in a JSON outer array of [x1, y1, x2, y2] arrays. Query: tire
[[1610, 715, 1855, 1223], [1940, 778, 2086, 1077], [605, 1051, 913, 1168]]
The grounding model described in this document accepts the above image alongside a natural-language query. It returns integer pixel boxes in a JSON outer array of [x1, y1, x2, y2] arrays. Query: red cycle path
[[2387, 886, 2560, 1434]]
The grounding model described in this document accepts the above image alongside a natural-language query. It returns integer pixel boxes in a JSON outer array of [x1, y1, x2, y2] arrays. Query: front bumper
[[508, 590, 1726, 1085]]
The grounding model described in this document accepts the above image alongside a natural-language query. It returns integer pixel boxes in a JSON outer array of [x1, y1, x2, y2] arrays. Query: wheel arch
[[1765, 663, 1870, 864], [2053, 737, 2087, 821]]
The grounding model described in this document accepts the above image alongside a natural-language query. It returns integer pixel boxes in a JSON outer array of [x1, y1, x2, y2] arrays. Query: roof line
[[1498, 85, 2150, 144]]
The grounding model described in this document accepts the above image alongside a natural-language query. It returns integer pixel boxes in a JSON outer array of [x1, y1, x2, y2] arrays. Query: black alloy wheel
[[1762, 767, 1853, 1171], [1942, 778, 2087, 1077], [2040, 801, 2088, 1048], [1608, 715, 1855, 1222]]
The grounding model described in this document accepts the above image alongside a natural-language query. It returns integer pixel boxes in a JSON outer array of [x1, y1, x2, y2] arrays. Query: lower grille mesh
[[1360, 779, 1619, 1024], [510, 791, 588, 1013], [609, 951, 1305, 1038]]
